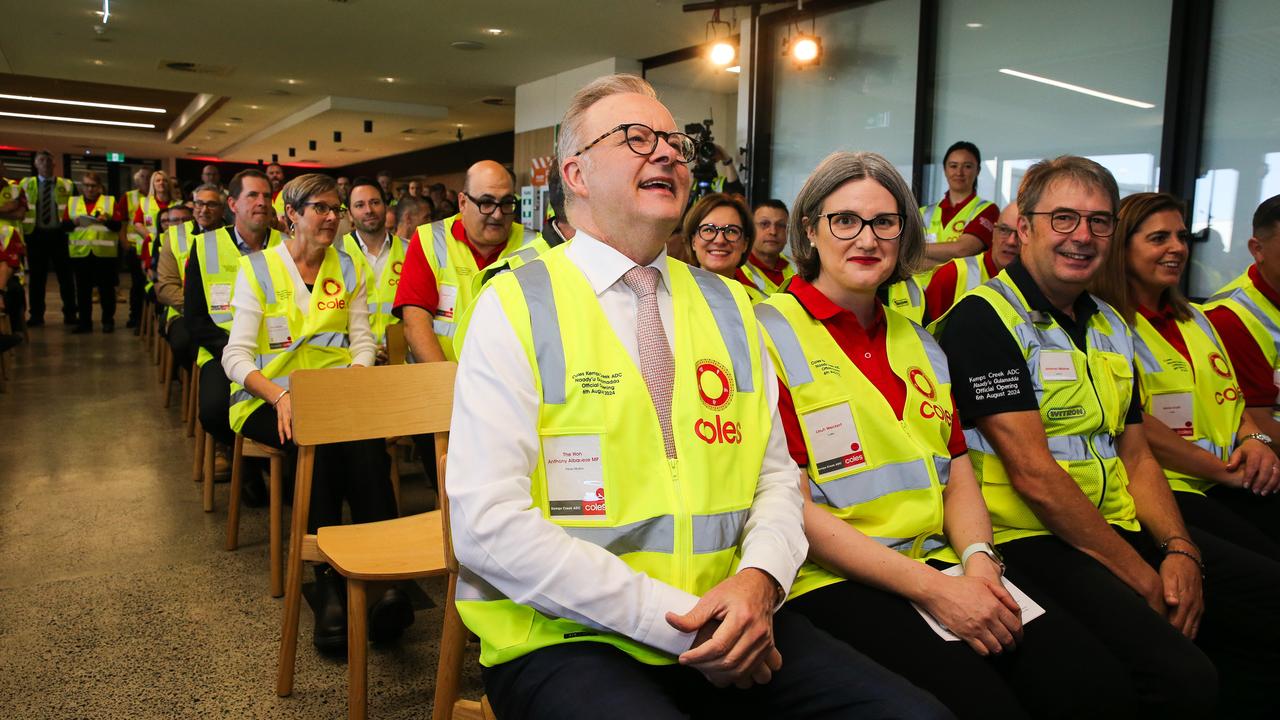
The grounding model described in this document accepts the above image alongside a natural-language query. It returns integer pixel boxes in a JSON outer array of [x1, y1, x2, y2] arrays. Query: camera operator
[[687, 119, 745, 204]]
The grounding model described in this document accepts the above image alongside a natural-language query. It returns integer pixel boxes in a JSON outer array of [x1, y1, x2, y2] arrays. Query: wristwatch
[[1241, 432, 1273, 445], [960, 542, 1006, 576]]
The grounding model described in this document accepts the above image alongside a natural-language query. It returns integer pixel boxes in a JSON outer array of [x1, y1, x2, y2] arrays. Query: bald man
[[392, 160, 526, 362]]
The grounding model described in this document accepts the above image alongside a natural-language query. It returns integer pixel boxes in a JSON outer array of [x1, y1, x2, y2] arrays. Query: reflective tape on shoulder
[[512, 261, 567, 405], [431, 220, 448, 270], [754, 303, 813, 387], [689, 266, 754, 393], [247, 250, 275, 300]]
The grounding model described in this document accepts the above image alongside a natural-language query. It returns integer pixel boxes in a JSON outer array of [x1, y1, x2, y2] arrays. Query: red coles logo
[[392, 260, 403, 275], [696, 360, 733, 409], [908, 367, 936, 399], [322, 278, 342, 296], [1208, 352, 1233, 379], [952, 220, 966, 232], [695, 415, 743, 444]]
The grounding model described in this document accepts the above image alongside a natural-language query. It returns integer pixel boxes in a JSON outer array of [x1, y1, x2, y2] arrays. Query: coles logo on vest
[[910, 366, 953, 426], [316, 278, 347, 310], [694, 359, 742, 444], [952, 220, 966, 233], [389, 260, 403, 286], [1208, 352, 1233, 379]]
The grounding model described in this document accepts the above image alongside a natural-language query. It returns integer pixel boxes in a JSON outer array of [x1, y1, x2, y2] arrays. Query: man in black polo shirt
[[937, 155, 1280, 715]]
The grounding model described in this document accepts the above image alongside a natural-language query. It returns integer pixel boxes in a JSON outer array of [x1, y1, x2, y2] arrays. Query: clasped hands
[[665, 567, 781, 689]]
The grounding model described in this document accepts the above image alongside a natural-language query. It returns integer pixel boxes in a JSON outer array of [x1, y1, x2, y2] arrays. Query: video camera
[[685, 118, 719, 203]]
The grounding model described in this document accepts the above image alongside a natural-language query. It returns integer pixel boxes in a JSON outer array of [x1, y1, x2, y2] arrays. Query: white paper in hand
[[912, 564, 1045, 642]]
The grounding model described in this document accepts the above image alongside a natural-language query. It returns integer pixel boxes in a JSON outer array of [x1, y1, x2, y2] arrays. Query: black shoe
[[125, 318, 138, 329], [27, 317, 44, 327], [0, 334, 20, 352], [102, 322, 114, 334], [71, 325, 92, 334], [369, 586, 415, 643], [313, 565, 347, 653], [240, 472, 269, 508]]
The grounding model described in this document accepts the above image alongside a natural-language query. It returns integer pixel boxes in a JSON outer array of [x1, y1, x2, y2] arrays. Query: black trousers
[[26, 227, 75, 321], [238, 402, 396, 532], [1122, 528, 1280, 717], [4, 274, 24, 332], [165, 316, 194, 371], [1175, 489, 1280, 561], [482, 608, 954, 720], [72, 254, 118, 328], [198, 358, 235, 447], [124, 248, 145, 324], [787, 564, 1138, 720]]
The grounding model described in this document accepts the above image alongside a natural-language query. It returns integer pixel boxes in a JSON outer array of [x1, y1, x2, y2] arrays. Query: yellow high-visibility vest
[[341, 231, 407, 346], [920, 195, 993, 246], [19, 176, 73, 235], [1204, 268, 1280, 422], [193, 227, 284, 367], [66, 196, 118, 258], [757, 293, 958, 599], [741, 257, 796, 296], [455, 246, 769, 667], [1131, 306, 1243, 495]]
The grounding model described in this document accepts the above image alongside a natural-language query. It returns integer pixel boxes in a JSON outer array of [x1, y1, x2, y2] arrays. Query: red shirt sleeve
[[776, 378, 809, 468], [923, 261, 960, 325], [0, 232, 23, 268], [946, 393, 967, 457], [133, 205, 144, 225], [1206, 305, 1276, 406], [111, 200, 125, 222], [962, 203, 999, 250], [392, 228, 440, 317]]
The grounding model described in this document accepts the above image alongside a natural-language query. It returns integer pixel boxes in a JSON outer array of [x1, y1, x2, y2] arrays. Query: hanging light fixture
[[705, 9, 736, 67], [781, 3, 822, 69]]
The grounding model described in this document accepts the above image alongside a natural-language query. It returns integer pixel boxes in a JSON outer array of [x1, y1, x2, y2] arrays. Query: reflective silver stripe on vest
[[255, 352, 279, 370], [960, 255, 984, 293], [924, 204, 939, 233], [1192, 436, 1231, 459], [336, 247, 357, 290], [431, 220, 448, 270], [809, 457, 935, 509], [689, 266, 755, 393], [905, 276, 922, 307], [754, 303, 814, 387], [1132, 332, 1161, 373], [513, 246, 540, 264], [563, 515, 676, 555], [203, 230, 222, 272], [1188, 307, 1225, 354], [1209, 286, 1280, 337], [433, 319, 457, 338], [876, 534, 947, 554], [456, 565, 506, 602], [965, 428, 1116, 462], [289, 331, 350, 350], [369, 301, 394, 316], [247, 250, 276, 302], [934, 456, 952, 487], [744, 263, 766, 289], [692, 509, 748, 554], [210, 312, 233, 324], [230, 375, 290, 406], [173, 223, 189, 255], [514, 260, 568, 405], [911, 323, 951, 384]]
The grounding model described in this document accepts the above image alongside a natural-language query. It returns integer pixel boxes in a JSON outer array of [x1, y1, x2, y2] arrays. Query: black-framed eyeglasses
[[301, 201, 347, 218], [819, 212, 905, 241], [994, 223, 1018, 239], [696, 223, 744, 244], [1025, 209, 1115, 237], [192, 200, 223, 210], [574, 123, 699, 164], [463, 192, 519, 216]]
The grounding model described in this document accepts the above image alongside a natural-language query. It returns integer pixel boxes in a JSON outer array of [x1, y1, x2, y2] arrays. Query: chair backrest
[[385, 321, 407, 365], [289, 362, 456, 447]]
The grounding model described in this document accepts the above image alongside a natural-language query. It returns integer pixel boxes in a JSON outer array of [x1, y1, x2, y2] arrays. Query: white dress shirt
[[222, 242, 375, 385], [446, 230, 806, 658], [347, 229, 393, 279]]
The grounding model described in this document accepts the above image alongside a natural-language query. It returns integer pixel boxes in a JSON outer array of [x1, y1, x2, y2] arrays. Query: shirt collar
[[787, 274, 886, 330], [1249, 264, 1280, 308], [1003, 260, 1098, 324], [940, 191, 976, 211], [981, 251, 999, 277], [350, 229, 392, 255], [566, 229, 670, 297], [1136, 301, 1176, 323]]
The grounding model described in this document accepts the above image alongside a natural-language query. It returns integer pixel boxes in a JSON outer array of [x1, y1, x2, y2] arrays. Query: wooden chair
[[385, 321, 407, 366], [227, 433, 288, 598], [0, 313, 11, 393], [184, 360, 199, 437], [277, 362, 467, 719]]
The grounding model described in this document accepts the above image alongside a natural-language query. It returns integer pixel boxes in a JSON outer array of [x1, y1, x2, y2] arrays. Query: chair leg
[[226, 435, 244, 542], [347, 579, 368, 720], [277, 447, 315, 697], [203, 431, 216, 513], [432, 574, 468, 720], [179, 366, 191, 426], [192, 422, 205, 483], [269, 454, 283, 598], [184, 365, 198, 438], [160, 345, 173, 400]]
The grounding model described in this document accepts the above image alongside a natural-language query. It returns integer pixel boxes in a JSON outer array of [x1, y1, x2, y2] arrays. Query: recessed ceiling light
[[726, 65, 741, 73], [247, 104, 260, 110], [966, 22, 984, 28], [380, 77, 397, 83], [0, 111, 156, 128], [484, 28, 504, 36], [450, 40, 485, 51], [0, 93, 165, 114], [283, 78, 300, 85], [90, 59, 106, 66], [455, 123, 465, 128]]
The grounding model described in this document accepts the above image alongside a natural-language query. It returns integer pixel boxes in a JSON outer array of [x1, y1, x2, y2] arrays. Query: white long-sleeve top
[[222, 241, 376, 385], [446, 230, 807, 658]]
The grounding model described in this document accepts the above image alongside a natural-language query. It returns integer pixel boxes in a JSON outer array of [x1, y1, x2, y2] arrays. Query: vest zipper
[[670, 457, 692, 592], [1083, 362, 1109, 510]]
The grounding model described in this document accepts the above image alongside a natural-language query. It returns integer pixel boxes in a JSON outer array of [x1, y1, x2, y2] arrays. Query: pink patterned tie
[[621, 266, 677, 458]]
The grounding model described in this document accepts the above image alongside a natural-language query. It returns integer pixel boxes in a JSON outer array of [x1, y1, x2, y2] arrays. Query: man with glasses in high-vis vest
[[156, 184, 225, 371], [937, 156, 1280, 716], [446, 74, 950, 720], [392, 159, 525, 363]]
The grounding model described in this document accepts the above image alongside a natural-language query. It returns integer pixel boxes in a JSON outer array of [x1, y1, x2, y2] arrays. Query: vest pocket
[[1093, 353, 1134, 434]]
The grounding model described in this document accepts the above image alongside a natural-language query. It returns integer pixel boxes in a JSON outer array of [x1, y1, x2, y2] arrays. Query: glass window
[[768, 0, 920, 206], [1188, 0, 1280, 297], [929, 0, 1171, 211]]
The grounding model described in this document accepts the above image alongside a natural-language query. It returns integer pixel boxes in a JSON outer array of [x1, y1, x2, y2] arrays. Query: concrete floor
[[0, 282, 482, 719]]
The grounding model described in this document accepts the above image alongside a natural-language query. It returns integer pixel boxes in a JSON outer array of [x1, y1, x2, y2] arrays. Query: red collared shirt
[[69, 196, 124, 223], [1137, 302, 1191, 364], [923, 251, 998, 324], [1206, 264, 1280, 406], [392, 219, 506, 316], [933, 192, 999, 249], [776, 276, 967, 467], [747, 252, 789, 287]]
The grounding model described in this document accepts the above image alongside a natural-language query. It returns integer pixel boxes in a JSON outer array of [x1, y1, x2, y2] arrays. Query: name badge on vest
[[437, 284, 458, 321], [924, 233, 938, 244], [265, 316, 292, 350], [209, 283, 232, 312], [1039, 351, 1077, 382], [1150, 392, 1194, 437], [543, 435, 605, 518], [803, 404, 867, 478]]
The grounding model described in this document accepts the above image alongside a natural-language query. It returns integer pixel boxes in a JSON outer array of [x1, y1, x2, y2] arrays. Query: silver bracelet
[[272, 388, 289, 406]]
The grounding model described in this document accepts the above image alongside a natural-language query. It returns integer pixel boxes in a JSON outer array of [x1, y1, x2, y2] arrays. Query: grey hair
[[281, 173, 338, 212], [789, 151, 926, 285], [1017, 155, 1119, 220], [556, 74, 657, 173], [192, 183, 224, 198]]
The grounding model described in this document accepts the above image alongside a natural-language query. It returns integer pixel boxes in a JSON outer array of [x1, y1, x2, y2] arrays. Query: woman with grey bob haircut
[[788, 151, 926, 285]]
